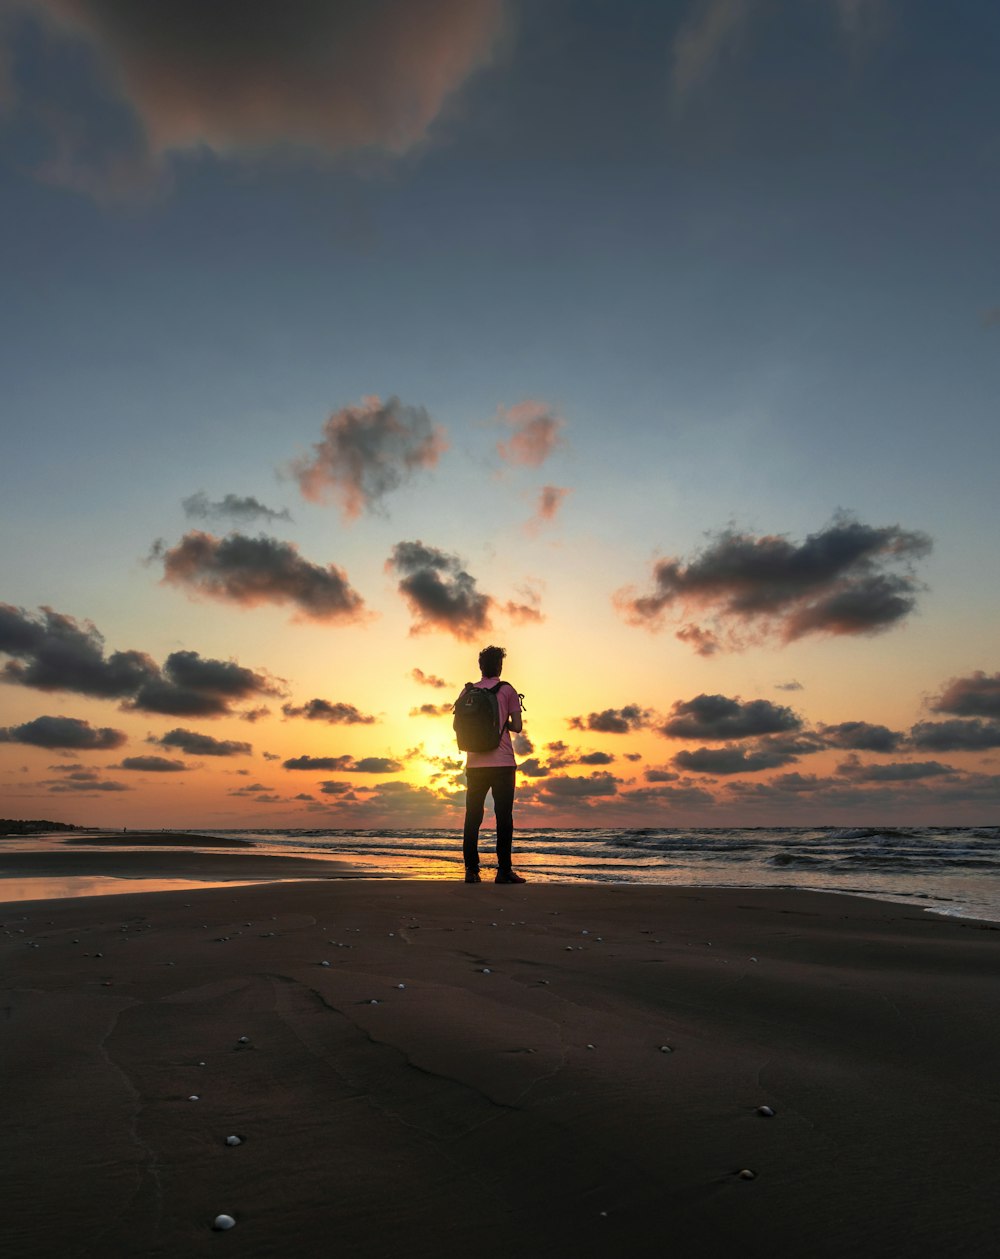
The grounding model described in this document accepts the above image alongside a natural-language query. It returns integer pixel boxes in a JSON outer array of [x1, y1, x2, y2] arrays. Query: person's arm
[[504, 684, 523, 734]]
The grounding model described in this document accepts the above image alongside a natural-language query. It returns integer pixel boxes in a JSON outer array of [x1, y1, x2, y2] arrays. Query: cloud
[[518, 758, 551, 778], [182, 491, 291, 526], [496, 401, 566, 468], [128, 649, 283, 718], [0, 715, 126, 750], [645, 769, 679, 783], [617, 514, 932, 650], [113, 755, 188, 772], [409, 703, 453, 718], [660, 694, 801, 740], [284, 755, 351, 771], [674, 623, 721, 657], [412, 668, 449, 689], [240, 706, 271, 724], [149, 728, 251, 757], [512, 733, 534, 756], [43, 769, 130, 793], [281, 699, 376, 725], [836, 756, 956, 782], [909, 719, 1000, 752], [153, 531, 367, 623], [931, 671, 1000, 720], [568, 705, 652, 735], [818, 721, 904, 752], [387, 540, 492, 640], [619, 783, 716, 808], [670, 0, 750, 108], [353, 757, 404, 774], [291, 397, 447, 521], [26, 1, 505, 172], [541, 772, 620, 799], [0, 603, 281, 717], [524, 485, 571, 535], [0, 602, 157, 697], [318, 781, 355, 797], [775, 680, 804, 692], [670, 0, 886, 111], [578, 751, 615, 765], [283, 754, 402, 773], [672, 744, 801, 775], [501, 587, 545, 625]]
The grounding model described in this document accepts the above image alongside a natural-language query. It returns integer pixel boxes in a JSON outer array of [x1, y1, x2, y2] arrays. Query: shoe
[[495, 870, 526, 884], [464, 870, 481, 883]]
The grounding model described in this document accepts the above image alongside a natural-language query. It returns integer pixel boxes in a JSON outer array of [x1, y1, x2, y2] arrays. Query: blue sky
[[1, 0, 999, 827]]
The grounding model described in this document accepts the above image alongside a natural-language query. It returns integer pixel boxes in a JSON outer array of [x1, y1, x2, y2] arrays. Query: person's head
[[478, 644, 506, 678]]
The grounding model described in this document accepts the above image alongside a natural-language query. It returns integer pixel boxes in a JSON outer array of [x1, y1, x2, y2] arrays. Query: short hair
[[478, 645, 506, 677]]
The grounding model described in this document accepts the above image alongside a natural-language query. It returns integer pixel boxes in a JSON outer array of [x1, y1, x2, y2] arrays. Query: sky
[[1, 0, 999, 831]]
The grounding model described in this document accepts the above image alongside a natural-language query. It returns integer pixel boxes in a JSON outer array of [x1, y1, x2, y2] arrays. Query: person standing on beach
[[458, 645, 525, 885]]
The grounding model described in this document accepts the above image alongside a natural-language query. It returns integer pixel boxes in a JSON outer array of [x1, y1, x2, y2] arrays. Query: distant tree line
[[0, 819, 83, 835]]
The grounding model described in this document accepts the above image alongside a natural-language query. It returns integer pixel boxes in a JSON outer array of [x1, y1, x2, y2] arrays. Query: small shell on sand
[[238, 1036, 250, 1043], [213, 1214, 236, 1230], [396, 983, 406, 989], [225, 1135, 242, 1146], [320, 961, 331, 967], [738, 1169, 756, 1180], [482, 968, 492, 974], [586, 1043, 596, 1049], [369, 999, 379, 1004], [659, 1045, 673, 1053], [756, 1105, 775, 1117], [188, 1095, 200, 1101]]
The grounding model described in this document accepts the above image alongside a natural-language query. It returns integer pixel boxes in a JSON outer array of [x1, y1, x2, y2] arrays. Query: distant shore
[[2, 872, 998, 1257]]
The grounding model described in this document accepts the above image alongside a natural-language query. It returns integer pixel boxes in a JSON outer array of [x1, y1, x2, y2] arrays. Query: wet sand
[[1, 875, 998, 1258], [64, 832, 257, 848]]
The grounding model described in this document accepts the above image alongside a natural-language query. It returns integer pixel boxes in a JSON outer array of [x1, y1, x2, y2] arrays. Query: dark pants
[[463, 766, 516, 873]]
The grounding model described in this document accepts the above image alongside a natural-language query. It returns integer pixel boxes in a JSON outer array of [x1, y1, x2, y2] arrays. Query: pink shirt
[[465, 676, 521, 769]]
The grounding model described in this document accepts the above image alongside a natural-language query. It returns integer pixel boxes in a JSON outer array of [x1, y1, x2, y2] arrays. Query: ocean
[[190, 825, 1000, 923]]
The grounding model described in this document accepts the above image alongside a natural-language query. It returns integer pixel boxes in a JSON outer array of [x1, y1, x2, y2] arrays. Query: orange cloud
[[153, 531, 367, 623], [496, 401, 566, 468], [292, 396, 447, 521], [524, 485, 570, 535], [30, 0, 506, 161]]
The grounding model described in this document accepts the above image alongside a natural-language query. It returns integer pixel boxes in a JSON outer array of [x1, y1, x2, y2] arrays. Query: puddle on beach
[[0, 875, 325, 903]]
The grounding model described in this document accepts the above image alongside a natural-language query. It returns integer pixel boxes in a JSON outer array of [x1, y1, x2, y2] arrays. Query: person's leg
[[463, 768, 491, 873], [490, 767, 516, 874]]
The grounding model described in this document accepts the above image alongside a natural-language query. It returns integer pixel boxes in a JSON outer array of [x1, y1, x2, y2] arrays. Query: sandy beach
[[2, 851, 999, 1258]]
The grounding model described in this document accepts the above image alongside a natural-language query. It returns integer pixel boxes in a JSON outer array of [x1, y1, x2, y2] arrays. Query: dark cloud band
[[153, 531, 367, 623], [618, 514, 932, 650]]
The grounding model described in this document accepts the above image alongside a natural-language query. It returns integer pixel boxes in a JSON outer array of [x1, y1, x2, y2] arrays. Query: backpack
[[453, 681, 507, 753]]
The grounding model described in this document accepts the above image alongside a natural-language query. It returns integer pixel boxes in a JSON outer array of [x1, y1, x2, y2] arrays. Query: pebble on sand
[[756, 1105, 775, 1117], [320, 961, 331, 967], [213, 1214, 236, 1230], [225, 1136, 243, 1146], [738, 1169, 756, 1180], [188, 1095, 200, 1101], [659, 1045, 673, 1053]]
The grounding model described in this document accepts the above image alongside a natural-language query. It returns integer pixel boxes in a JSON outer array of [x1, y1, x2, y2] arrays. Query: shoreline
[[3, 879, 999, 1256]]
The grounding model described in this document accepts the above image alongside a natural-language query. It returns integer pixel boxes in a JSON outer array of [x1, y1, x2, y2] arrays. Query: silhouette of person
[[461, 645, 525, 884]]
